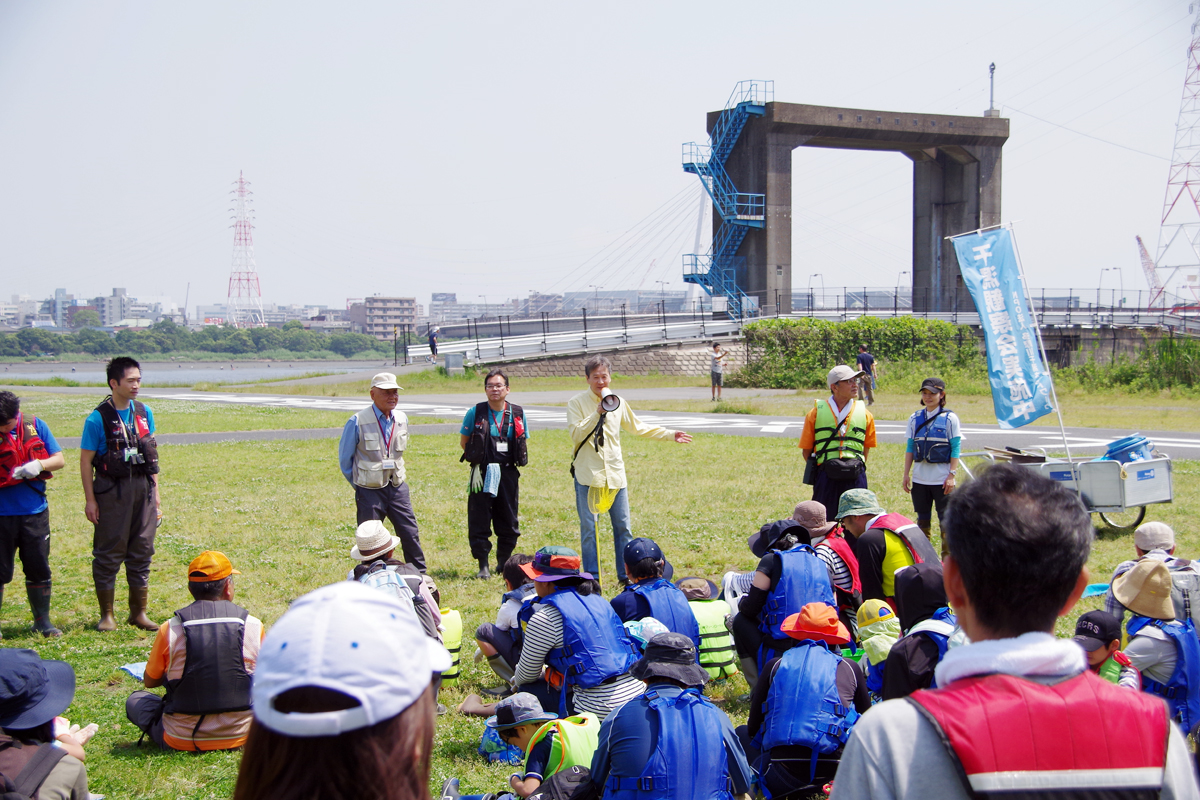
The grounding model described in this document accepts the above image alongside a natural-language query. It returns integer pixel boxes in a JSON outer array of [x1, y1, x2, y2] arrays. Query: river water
[[0, 359, 393, 385]]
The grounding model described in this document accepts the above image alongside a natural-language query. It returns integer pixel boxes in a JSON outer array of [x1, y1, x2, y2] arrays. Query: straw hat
[[350, 520, 402, 562], [1112, 560, 1175, 621]]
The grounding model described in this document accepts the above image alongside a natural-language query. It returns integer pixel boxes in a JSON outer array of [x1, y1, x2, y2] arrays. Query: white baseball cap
[[252, 581, 450, 737], [370, 372, 402, 390], [827, 365, 865, 387]]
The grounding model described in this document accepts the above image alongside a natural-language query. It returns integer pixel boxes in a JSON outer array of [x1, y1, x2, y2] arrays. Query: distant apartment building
[[364, 296, 417, 340], [91, 289, 130, 327]]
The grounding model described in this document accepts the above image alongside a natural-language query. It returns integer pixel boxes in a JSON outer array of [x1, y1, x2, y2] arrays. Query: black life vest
[[461, 401, 528, 467], [92, 398, 159, 478], [163, 600, 253, 718]]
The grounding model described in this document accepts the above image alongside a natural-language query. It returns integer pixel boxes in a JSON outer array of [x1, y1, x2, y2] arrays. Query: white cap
[[827, 365, 865, 387], [1134, 521, 1175, 552], [370, 372, 402, 390], [252, 581, 450, 737]]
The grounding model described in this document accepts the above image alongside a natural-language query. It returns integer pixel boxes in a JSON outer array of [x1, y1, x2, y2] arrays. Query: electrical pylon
[[226, 171, 266, 328]]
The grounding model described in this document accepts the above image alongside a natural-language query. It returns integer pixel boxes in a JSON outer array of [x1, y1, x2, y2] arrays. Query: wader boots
[[96, 588, 117, 631], [127, 586, 158, 631], [26, 582, 61, 638], [475, 558, 490, 580]]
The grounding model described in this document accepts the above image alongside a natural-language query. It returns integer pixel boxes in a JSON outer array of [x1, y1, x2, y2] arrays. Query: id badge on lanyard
[[115, 405, 138, 461], [379, 414, 396, 470], [492, 405, 510, 453]]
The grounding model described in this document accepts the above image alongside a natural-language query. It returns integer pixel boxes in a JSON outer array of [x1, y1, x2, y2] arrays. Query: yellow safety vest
[[812, 399, 867, 464], [526, 713, 600, 778], [688, 599, 739, 680], [440, 609, 462, 686]]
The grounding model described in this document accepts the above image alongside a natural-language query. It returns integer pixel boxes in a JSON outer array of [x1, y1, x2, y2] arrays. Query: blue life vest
[[628, 579, 702, 656], [542, 588, 639, 692], [755, 641, 859, 784], [910, 408, 953, 464], [1127, 614, 1200, 730], [865, 659, 885, 695], [760, 546, 835, 640], [604, 689, 734, 800]]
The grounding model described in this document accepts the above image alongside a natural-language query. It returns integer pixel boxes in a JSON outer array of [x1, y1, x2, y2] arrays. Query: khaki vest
[[352, 406, 407, 488]]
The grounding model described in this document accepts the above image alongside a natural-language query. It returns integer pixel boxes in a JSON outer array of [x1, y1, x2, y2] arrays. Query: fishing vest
[[868, 514, 940, 593], [688, 599, 739, 680], [0, 414, 53, 490], [1127, 614, 1200, 730], [760, 545, 835, 640], [908, 671, 1168, 800], [627, 579, 701, 656], [461, 401, 528, 467], [757, 641, 859, 783], [163, 600, 253, 718], [542, 588, 639, 691], [909, 408, 953, 464], [440, 609, 462, 687], [525, 714, 601, 780], [812, 399, 867, 465], [92, 398, 158, 479], [351, 406, 407, 488], [604, 689, 734, 800]]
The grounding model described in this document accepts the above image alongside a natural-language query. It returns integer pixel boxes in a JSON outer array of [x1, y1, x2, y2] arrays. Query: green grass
[[9, 427, 1194, 797]]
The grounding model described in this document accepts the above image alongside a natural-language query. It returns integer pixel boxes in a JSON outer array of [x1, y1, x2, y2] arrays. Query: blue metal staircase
[[682, 80, 772, 320]]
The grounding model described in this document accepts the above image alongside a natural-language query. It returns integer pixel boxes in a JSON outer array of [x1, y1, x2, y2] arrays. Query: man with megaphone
[[568, 355, 691, 586]]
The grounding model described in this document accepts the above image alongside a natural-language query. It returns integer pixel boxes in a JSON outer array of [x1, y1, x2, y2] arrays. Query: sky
[[0, 0, 1191, 314]]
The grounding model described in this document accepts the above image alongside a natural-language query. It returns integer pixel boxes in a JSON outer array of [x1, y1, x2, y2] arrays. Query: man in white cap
[[338, 372, 425, 572], [798, 364, 877, 521], [1105, 521, 1197, 624]]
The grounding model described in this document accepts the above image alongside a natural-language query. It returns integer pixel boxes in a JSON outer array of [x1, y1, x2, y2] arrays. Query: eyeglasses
[[486, 383, 507, 390]]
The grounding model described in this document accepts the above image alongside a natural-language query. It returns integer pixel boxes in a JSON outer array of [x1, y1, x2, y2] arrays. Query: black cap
[[748, 519, 811, 559], [1073, 610, 1121, 652], [629, 632, 711, 688], [920, 377, 946, 393]]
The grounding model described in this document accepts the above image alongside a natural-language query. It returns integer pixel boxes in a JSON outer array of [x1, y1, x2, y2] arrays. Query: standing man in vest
[[338, 372, 425, 572], [80, 356, 160, 632], [799, 365, 877, 522], [832, 464, 1200, 800], [460, 368, 528, 580], [836, 489, 939, 609], [569, 355, 691, 585], [126, 551, 263, 752], [0, 392, 65, 637]]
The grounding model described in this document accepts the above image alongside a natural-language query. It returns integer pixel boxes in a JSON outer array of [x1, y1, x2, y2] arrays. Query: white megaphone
[[600, 388, 621, 413]]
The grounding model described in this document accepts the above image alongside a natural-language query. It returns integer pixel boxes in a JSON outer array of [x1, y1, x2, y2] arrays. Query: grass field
[[5, 397, 1194, 797]]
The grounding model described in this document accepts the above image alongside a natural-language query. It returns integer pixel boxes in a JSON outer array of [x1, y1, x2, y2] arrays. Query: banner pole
[[1006, 223, 1073, 463]]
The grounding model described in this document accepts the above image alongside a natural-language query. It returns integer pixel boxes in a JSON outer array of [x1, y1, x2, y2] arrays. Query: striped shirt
[[514, 604, 645, 720], [815, 543, 855, 592]]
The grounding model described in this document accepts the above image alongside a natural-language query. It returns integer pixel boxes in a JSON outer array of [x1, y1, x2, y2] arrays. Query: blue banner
[[952, 228, 1054, 429]]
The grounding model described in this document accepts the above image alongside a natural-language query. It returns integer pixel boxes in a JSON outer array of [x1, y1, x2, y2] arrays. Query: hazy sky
[[0, 1, 1190, 313]]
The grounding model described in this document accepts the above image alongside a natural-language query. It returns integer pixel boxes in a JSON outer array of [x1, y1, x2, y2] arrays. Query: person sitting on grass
[[347, 520, 442, 641], [856, 599, 901, 697], [676, 576, 740, 682], [1072, 610, 1139, 689], [474, 554, 536, 698], [797, 499, 862, 641], [441, 693, 600, 800], [880, 562, 961, 701], [610, 538, 700, 654], [1105, 521, 1197, 624], [836, 489, 939, 610]]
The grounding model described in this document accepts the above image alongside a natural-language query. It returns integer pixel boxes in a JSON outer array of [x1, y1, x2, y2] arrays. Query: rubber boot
[[96, 588, 117, 631], [739, 656, 760, 694], [26, 582, 61, 638], [482, 654, 516, 697], [475, 558, 490, 580], [127, 586, 158, 631]]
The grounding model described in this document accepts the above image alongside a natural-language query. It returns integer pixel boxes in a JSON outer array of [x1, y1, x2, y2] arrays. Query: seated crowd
[[6, 464, 1200, 800]]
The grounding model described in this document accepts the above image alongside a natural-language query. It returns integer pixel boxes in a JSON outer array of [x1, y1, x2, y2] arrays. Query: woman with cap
[[232, 581, 451, 800], [0, 648, 95, 800], [738, 603, 869, 797], [511, 546, 644, 722], [901, 377, 962, 547], [590, 632, 752, 800], [676, 576, 740, 682]]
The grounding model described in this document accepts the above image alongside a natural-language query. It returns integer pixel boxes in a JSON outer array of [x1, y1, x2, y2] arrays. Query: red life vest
[[819, 527, 861, 595], [0, 414, 53, 490], [908, 671, 1168, 799], [868, 512, 940, 567]]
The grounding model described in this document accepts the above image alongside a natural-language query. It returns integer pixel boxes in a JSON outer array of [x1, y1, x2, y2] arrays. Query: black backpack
[[526, 766, 597, 800]]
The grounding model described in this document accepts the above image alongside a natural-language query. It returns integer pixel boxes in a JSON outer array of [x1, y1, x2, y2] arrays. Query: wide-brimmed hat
[[520, 546, 593, 583], [188, 550, 241, 583], [370, 372, 402, 390], [781, 603, 851, 646], [484, 692, 556, 730], [1135, 522, 1175, 552], [792, 501, 836, 539], [836, 489, 886, 520], [827, 365, 866, 387], [1073, 610, 1122, 652], [628, 632, 711, 687], [675, 576, 719, 601], [350, 520, 402, 561], [0, 649, 76, 730], [748, 519, 811, 558], [1113, 560, 1175, 621]]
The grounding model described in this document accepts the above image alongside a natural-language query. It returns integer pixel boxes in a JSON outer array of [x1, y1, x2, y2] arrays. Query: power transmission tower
[[1154, 3, 1200, 304], [227, 171, 266, 328]]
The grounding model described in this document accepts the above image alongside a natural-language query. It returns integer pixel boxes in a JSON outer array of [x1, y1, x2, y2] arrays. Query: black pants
[[735, 726, 841, 798], [0, 510, 52, 585], [910, 482, 948, 526], [467, 465, 520, 566], [125, 691, 167, 749], [92, 475, 156, 589], [811, 465, 868, 522], [355, 483, 426, 572]]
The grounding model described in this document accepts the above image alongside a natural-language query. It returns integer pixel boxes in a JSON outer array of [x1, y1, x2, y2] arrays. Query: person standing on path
[[799, 365, 877, 522], [428, 327, 439, 363], [338, 372, 426, 572], [79, 356, 161, 632], [460, 368, 529, 579], [711, 342, 730, 401], [568, 355, 691, 585], [856, 345, 877, 405], [0, 391, 65, 637], [901, 377, 962, 547]]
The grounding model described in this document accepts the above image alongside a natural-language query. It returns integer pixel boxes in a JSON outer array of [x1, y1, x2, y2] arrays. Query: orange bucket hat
[[781, 602, 851, 646]]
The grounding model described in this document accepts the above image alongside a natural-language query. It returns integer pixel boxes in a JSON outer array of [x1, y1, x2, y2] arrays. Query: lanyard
[[488, 403, 509, 438], [110, 399, 135, 445], [376, 410, 394, 452]]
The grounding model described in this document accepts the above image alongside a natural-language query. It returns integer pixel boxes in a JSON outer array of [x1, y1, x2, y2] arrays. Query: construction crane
[[1136, 235, 1167, 309]]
